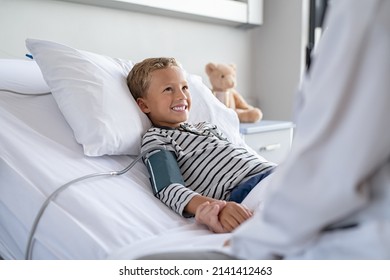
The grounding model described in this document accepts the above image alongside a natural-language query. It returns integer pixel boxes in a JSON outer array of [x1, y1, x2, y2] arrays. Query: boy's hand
[[195, 200, 227, 233], [218, 202, 253, 232], [195, 200, 253, 233]]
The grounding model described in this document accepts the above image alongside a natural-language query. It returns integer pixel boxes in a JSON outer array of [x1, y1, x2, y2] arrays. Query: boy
[[127, 57, 275, 233]]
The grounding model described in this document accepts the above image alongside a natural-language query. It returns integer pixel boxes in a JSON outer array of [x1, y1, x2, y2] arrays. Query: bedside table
[[240, 120, 295, 164]]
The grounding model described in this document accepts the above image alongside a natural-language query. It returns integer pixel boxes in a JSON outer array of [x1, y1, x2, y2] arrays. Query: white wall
[[0, 0, 306, 122], [0, 0, 252, 91], [249, 0, 308, 121]]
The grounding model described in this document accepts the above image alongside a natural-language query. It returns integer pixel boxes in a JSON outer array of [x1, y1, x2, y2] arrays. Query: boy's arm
[[141, 131, 201, 215], [184, 195, 217, 214], [145, 152, 251, 232]]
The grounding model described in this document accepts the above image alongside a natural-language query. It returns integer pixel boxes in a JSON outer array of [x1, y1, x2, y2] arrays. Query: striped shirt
[[141, 122, 275, 216]]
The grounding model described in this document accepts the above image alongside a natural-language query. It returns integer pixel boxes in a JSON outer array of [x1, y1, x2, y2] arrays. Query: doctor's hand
[[218, 202, 253, 232], [195, 200, 227, 233]]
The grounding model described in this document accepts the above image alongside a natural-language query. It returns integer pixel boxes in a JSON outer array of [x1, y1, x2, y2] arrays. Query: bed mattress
[[0, 91, 230, 259]]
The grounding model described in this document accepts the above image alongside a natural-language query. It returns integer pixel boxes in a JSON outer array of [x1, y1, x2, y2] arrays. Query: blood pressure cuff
[[144, 149, 185, 195]]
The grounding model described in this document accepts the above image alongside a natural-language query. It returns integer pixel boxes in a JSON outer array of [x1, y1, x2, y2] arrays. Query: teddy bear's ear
[[205, 63, 217, 75], [228, 63, 236, 71]]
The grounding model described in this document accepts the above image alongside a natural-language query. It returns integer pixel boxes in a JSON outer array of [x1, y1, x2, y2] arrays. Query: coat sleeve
[[230, 0, 390, 259]]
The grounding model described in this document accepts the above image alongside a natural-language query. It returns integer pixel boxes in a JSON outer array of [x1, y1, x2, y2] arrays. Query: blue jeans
[[228, 167, 275, 203]]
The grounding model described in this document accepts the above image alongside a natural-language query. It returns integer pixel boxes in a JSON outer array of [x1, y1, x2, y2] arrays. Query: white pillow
[[0, 59, 50, 94], [26, 38, 242, 156], [26, 38, 151, 156]]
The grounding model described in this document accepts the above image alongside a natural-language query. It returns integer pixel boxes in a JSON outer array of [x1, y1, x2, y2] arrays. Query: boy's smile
[[171, 104, 187, 112], [137, 66, 191, 128]]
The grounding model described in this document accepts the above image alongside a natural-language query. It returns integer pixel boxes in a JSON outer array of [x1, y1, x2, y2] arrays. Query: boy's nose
[[175, 89, 187, 99]]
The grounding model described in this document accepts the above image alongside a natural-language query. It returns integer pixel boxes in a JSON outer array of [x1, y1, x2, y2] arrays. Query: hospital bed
[[0, 39, 258, 260]]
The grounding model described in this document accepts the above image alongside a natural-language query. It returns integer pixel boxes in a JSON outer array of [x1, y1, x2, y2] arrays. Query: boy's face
[[137, 66, 191, 128]]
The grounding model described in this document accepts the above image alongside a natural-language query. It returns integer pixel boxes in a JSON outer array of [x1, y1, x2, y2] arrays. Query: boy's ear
[[137, 98, 150, 114]]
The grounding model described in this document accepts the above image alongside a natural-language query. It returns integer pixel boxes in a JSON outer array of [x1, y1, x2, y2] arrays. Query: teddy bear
[[205, 62, 263, 123]]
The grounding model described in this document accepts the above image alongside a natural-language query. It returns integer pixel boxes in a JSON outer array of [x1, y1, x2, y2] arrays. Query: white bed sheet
[[0, 91, 231, 259]]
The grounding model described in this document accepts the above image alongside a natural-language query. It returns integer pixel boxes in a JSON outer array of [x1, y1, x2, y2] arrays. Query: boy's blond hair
[[127, 57, 180, 100]]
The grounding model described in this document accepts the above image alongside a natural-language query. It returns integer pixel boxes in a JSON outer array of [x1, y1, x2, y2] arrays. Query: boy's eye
[[164, 87, 173, 92], [182, 85, 189, 91]]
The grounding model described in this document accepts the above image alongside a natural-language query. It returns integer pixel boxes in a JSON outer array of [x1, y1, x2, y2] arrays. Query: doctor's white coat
[[230, 0, 390, 259]]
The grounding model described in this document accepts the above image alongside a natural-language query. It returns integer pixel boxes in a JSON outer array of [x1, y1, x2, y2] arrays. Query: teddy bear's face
[[206, 63, 237, 92]]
